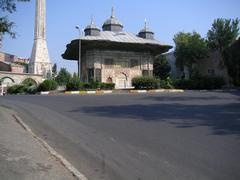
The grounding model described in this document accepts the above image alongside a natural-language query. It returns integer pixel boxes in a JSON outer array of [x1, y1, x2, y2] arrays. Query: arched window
[[106, 77, 113, 83]]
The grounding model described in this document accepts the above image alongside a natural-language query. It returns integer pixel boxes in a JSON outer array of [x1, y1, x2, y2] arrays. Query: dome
[[103, 17, 123, 27], [102, 7, 123, 32], [138, 19, 154, 39], [84, 18, 100, 36], [85, 23, 99, 30]]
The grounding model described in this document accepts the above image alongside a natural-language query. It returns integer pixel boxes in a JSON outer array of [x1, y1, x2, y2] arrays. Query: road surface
[[1, 91, 240, 180]]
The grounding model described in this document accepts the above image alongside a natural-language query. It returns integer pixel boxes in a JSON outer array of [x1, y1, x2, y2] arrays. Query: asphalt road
[[1, 91, 240, 180]]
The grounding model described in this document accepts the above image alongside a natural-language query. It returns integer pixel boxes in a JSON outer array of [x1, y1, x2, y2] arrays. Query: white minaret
[[29, 0, 52, 78]]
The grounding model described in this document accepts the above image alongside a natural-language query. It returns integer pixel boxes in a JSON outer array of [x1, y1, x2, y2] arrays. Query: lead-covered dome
[[138, 19, 154, 40], [102, 7, 123, 32], [84, 18, 100, 36]]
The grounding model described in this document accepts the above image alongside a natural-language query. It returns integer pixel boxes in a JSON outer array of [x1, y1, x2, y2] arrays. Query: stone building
[[165, 51, 231, 83], [62, 8, 172, 89], [0, 52, 29, 73]]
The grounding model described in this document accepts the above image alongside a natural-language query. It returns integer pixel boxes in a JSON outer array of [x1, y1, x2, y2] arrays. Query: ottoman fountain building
[[62, 8, 172, 89]]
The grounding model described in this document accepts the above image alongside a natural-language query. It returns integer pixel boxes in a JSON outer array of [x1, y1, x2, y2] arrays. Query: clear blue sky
[[1, 0, 240, 73]]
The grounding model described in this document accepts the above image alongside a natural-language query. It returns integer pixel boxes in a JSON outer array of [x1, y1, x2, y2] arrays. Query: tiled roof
[[80, 31, 166, 46]]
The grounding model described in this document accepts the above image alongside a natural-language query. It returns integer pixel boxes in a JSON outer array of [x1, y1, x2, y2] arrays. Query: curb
[[64, 89, 184, 95], [12, 113, 87, 180], [130, 89, 185, 94], [65, 90, 113, 95], [40, 91, 50, 95]]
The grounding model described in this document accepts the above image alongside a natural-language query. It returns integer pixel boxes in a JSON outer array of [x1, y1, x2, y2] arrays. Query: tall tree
[[55, 68, 71, 86], [173, 31, 208, 78], [223, 38, 240, 86], [0, 0, 30, 43], [153, 55, 171, 80], [52, 63, 57, 78], [207, 18, 239, 54], [207, 18, 239, 72]]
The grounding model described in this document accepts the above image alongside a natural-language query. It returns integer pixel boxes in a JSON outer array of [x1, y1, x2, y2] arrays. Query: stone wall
[[82, 49, 154, 88], [0, 71, 43, 86], [197, 51, 230, 83]]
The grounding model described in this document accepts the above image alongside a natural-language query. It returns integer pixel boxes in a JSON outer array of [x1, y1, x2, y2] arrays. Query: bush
[[66, 78, 115, 91], [66, 77, 82, 91], [7, 85, 26, 94], [38, 80, 58, 92], [100, 83, 115, 90], [173, 76, 225, 90], [132, 76, 159, 89], [25, 85, 38, 94], [22, 78, 37, 86], [158, 77, 174, 89], [55, 68, 71, 85]]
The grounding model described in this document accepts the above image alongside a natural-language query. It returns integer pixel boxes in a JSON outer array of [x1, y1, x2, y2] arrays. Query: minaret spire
[[29, 0, 52, 78]]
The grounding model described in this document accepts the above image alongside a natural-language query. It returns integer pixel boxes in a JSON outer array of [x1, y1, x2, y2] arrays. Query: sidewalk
[[0, 106, 76, 180]]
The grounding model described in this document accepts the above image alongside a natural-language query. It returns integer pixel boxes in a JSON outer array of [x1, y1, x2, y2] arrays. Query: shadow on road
[[71, 102, 240, 136]]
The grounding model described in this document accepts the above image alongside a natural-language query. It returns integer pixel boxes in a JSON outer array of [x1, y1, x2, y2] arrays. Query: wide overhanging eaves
[[62, 39, 173, 60]]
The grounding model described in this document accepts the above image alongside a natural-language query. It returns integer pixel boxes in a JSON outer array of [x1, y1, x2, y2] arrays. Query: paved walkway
[[0, 106, 76, 180]]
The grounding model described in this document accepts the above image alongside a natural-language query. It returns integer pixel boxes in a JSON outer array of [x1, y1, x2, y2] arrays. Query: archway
[[106, 77, 113, 83], [0, 77, 15, 86], [116, 72, 128, 89]]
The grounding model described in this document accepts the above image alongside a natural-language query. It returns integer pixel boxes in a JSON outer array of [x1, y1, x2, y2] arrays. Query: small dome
[[84, 17, 100, 36], [85, 23, 99, 30], [138, 19, 154, 39], [102, 7, 123, 32]]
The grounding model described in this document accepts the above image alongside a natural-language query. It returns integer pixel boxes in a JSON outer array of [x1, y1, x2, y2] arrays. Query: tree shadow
[[70, 102, 240, 136]]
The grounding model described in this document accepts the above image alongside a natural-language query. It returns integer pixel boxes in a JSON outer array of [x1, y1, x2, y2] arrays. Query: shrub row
[[132, 76, 159, 89], [7, 75, 225, 94], [173, 76, 225, 90], [37, 80, 58, 92], [132, 76, 225, 90], [7, 84, 37, 94], [7, 79, 58, 95], [66, 78, 115, 91], [132, 76, 173, 90]]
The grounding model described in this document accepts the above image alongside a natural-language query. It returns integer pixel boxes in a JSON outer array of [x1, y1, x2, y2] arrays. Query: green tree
[[223, 38, 240, 86], [207, 18, 239, 84], [207, 18, 239, 54], [55, 68, 71, 86], [72, 72, 78, 78], [173, 31, 208, 78], [52, 63, 57, 78], [153, 55, 171, 80], [0, 0, 30, 43]]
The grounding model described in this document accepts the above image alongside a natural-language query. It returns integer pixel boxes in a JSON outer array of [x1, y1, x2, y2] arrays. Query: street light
[[75, 25, 82, 80]]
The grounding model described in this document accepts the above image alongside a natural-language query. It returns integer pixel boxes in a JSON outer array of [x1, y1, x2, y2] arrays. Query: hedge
[[173, 76, 225, 90], [7, 84, 38, 94], [66, 78, 115, 91], [37, 80, 58, 92], [132, 76, 159, 89], [66, 77, 82, 91]]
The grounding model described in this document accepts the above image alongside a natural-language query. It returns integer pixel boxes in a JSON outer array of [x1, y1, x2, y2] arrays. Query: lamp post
[[75, 25, 82, 80]]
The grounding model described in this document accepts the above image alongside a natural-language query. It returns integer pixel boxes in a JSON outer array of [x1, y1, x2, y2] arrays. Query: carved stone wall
[[82, 49, 154, 88]]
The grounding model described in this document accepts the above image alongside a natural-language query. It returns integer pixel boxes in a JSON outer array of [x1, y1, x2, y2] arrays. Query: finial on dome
[[91, 15, 94, 25], [111, 6, 115, 18], [144, 18, 148, 30], [138, 18, 154, 39]]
